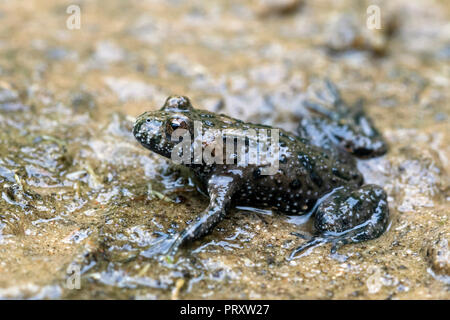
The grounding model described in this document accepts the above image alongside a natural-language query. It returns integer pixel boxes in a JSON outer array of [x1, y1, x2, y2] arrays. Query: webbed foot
[[141, 233, 178, 260], [288, 236, 326, 260]]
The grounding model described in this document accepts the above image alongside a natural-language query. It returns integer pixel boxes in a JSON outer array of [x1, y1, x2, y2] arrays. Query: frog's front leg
[[142, 174, 238, 259], [289, 185, 389, 259]]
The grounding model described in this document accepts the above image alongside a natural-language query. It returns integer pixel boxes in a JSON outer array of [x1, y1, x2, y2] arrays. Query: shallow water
[[0, 0, 448, 299]]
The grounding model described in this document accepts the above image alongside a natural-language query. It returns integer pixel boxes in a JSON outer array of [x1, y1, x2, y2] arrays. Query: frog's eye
[[166, 117, 189, 135], [162, 95, 193, 112]]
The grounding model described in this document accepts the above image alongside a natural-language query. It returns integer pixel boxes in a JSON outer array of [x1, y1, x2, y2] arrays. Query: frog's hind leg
[[289, 184, 389, 259]]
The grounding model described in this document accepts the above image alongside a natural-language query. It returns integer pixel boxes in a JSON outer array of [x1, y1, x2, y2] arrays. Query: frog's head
[[133, 96, 194, 158]]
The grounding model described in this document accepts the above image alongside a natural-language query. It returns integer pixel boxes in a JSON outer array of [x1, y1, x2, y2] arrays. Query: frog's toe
[[290, 231, 312, 241], [288, 236, 349, 261], [288, 237, 326, 260], [314, 184, 389, 250]]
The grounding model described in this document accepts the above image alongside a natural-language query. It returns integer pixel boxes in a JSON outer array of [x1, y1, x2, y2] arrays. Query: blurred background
[[0, 0, 448, 299]]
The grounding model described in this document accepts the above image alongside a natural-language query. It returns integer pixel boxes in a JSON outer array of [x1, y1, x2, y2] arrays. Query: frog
[[133, 80, 389, 260]]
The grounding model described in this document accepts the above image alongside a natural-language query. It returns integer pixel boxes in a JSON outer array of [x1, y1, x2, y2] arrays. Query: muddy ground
[[0, 0, 448, 299]]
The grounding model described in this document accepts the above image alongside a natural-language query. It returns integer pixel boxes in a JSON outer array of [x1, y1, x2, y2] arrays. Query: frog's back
[[185, 107, 364, 215], [232, 130, 363, 214]]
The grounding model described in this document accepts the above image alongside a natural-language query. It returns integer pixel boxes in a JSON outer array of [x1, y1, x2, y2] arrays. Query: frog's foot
[[141, 174, 237, 260], [298, 79, 387, 158], [288, 235, 350, 262], [141, 223, 214, 260], [141, 233, 178, 259], [289, 185, 389, 260], [288, 236, 327, 260]]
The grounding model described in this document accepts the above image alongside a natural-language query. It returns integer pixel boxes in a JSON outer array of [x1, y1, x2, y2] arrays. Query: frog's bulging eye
[[171, 122, 181, 131], [166, 118, 189, 135]]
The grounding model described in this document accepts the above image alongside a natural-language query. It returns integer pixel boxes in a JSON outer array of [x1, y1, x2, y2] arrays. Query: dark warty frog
[[133, 80, 389, 259]]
